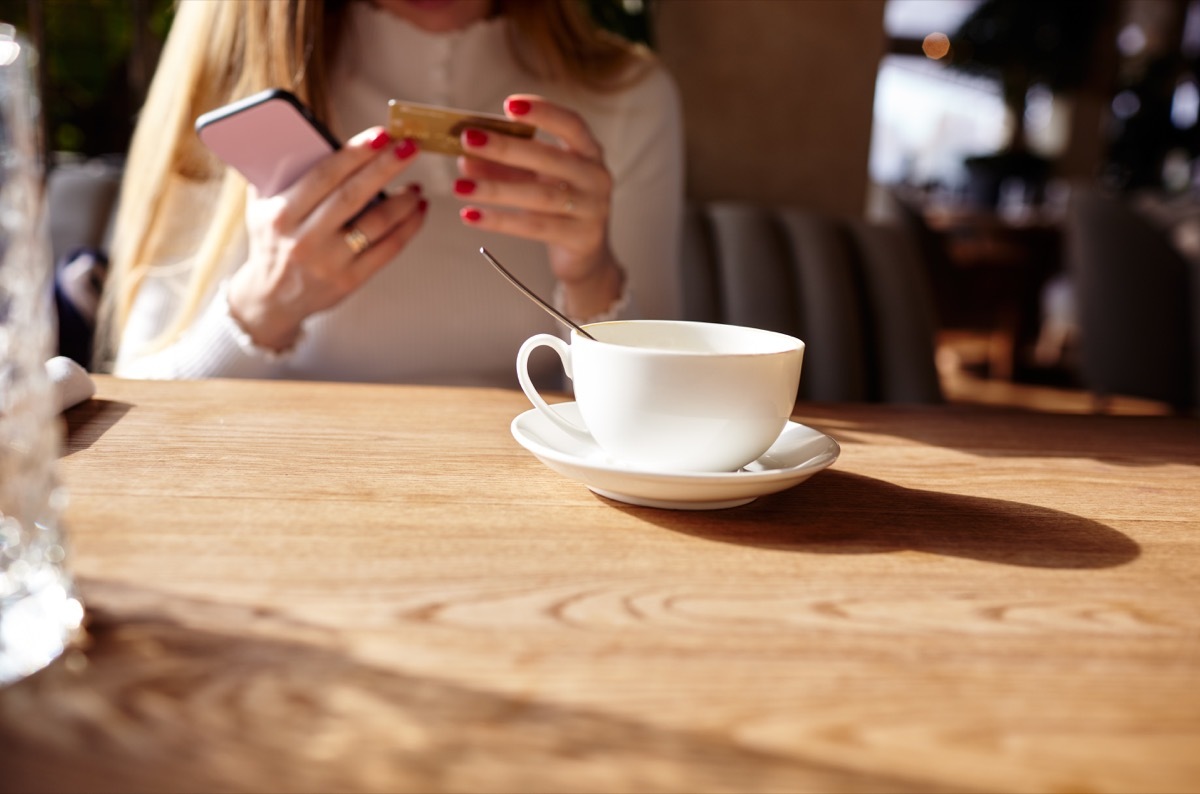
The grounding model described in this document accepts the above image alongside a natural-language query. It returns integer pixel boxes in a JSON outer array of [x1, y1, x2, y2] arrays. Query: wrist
[[558, 256, 624, 321], [226, 270, 304, 353]]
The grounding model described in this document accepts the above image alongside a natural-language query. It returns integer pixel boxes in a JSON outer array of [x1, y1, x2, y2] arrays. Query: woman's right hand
[[227, 127, 426, 352]]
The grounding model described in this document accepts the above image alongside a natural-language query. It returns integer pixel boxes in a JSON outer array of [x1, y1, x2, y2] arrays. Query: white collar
[[340, 2, 512, 107]]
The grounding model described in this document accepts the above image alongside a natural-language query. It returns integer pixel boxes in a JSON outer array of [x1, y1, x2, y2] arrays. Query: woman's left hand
[[453, 94, 623, 321]]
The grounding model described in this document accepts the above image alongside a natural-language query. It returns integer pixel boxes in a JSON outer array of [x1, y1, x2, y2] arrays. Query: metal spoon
[[479, 247, 596, 340]]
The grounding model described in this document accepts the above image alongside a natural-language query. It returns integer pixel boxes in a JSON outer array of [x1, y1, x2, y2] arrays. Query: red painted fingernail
[[394, 138, 417, 159], [369, 129, 390, 150], [407, 182, 422, 194], [418, 199, 429, 214], [460, 207, 483, 223], [454, 178, 476, 196], [506, 98, 531, 116], [464, 128, 488, 148]]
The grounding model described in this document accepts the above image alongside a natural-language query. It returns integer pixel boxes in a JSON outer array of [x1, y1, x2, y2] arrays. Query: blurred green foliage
[[586, 0, 654, 46], [1, 0, 175, 156]]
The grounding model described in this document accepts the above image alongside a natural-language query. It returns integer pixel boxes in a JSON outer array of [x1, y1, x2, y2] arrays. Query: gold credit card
[[387, 100, 536, 156]]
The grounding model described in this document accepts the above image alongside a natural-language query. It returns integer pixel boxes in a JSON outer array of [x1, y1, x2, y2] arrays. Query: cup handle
[[517, 333, 591, 442]]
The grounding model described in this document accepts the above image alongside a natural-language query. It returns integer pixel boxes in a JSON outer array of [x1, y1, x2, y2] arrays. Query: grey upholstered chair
[[1064, 189, 1199, 413], [46, 157, 123, 266], [681, 201, 943, 403], [45, 157, 124, 368]]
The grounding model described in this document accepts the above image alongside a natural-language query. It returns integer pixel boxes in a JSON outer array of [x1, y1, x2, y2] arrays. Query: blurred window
[[872, 0, 1020, 191], [884, 0, 980, 39], [869, 53, 1006, 187]]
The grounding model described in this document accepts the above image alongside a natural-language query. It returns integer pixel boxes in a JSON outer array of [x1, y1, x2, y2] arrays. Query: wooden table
[[1, 376, 1198, 793]]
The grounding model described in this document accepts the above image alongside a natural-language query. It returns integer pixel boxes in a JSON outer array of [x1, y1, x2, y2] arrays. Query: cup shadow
[[612, 470, 1141, 570]]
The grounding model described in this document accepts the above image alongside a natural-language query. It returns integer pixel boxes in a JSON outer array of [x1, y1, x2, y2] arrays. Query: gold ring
[[343, 226, 370, 255]]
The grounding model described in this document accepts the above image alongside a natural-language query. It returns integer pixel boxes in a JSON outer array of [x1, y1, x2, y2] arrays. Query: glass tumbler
[[0, 22, 83, 686]]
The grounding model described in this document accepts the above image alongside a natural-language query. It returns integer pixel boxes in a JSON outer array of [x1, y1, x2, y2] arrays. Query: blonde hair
[[96, 0, 648, 370], [499, 0, 652, 91]]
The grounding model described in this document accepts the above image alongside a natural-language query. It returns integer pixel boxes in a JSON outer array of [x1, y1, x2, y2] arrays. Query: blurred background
[[5, 0, 1198, 415]]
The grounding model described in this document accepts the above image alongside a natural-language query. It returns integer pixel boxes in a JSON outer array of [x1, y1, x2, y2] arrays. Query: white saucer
[[510, 402, 840, 510]]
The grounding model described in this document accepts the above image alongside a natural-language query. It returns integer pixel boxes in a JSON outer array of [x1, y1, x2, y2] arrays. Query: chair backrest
[[1064, 189, 1198, 412], [681, 200, 943, 403], [844, 219, 946, 403], [46, 157, 123, 266]]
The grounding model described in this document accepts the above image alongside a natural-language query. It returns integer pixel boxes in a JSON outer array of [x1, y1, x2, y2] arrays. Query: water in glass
[[0, 22, 84, 686]]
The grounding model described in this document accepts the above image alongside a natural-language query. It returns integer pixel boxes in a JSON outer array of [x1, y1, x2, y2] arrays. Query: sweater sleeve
[[604, 64, 686, 322], [111, 171, 305, 380], [113, 274, 292, 380]]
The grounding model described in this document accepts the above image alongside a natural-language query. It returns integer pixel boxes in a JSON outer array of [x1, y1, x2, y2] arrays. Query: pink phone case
[[196, 89, 339, 197]]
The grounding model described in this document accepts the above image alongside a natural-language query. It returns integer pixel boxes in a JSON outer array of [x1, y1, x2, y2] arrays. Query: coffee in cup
[[516, 320, 804, 473]]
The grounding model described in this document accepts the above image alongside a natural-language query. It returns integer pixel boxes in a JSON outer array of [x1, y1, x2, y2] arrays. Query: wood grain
[[1, 376, 1197, 793]]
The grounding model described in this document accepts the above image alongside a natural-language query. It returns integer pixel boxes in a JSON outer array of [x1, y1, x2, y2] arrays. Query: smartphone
[[387, 99, 535, 156], [195, 88, 340, 197]]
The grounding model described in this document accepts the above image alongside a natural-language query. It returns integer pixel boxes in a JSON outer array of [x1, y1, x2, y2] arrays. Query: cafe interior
[[22, 0, 1200, 416], [1, 2, 1197, 793]]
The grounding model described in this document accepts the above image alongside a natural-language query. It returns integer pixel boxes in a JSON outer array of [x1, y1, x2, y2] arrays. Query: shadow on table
[[620, 470, 1140, 570], [60, 398, 131, 457], [797, 404, 1200, 468], [0, 581, 909, 794]]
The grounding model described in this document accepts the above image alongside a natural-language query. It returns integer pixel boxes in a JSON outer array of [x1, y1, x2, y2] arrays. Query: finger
[[303, 137, 420, 237], [453, 176, 592, 219], [347, 196, 428, 279], [456, 155, 535, 183], [460, 125, 601, 188], [273, 126, 395, 223], [459, 204, 594, 250], [340, 183, 424, 252], [503, 94, 603, 160]]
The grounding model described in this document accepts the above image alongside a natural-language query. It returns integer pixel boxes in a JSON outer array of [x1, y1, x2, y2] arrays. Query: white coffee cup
[[516, 320, 804, 472]]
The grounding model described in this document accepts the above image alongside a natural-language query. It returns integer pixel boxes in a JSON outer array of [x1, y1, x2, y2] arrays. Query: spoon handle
[[479, 247, 597, 340]]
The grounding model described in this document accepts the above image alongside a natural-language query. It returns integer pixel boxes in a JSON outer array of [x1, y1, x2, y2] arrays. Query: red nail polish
[[394, 138, 417, 159], [407, 182, 423, 194], [461, 207, 483, 223], [464, 128, 488, 148], [369, 129, 391, 150], [454, 178, 476, 196], [506, 98, 531, 116], [418, 199, 429, 214]]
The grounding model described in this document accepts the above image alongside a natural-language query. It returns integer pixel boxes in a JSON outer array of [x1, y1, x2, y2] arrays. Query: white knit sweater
[[114, 3, 684, 387]]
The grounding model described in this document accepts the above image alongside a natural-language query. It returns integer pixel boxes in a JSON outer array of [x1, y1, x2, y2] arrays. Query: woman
[[97, 0, 683, 386]]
